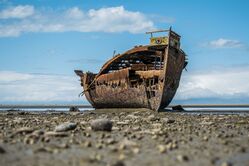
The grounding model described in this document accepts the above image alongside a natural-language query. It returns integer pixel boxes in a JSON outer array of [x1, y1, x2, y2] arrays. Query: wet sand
[[0, 109, 249, 166]]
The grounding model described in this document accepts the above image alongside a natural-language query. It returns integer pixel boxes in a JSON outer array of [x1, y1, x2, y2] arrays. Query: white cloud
[[175, 66, 249, 100], [0, 71, 33, 82], [65, 7, 84, 19], [0, 5, 155, 37], [0, 5, 34, 19], [0, 71, 84, 102], [207, 38, 244, 48]]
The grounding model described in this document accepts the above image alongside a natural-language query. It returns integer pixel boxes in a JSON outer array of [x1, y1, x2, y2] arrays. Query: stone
[[0, 146, 6, 154], [203, 136, 209, 141], [157, 145, 167, 153], [106, 138, 116, 145], [69, 106, 80, 112], [119, 138, 138, 149], [45, 131, 68, 137], [111, 161, 126, 166], [132, 147, 140, 154], [32, 129, 45, 136], [55, 122, 77, 132], [119, 153, 126, 160], [15, 127, 34, 134], [91, 119, 112, 131], [172, 105, 185, 111], [162, 118, 175, 124], [83, 141, 92, 147], [147, 115, 157, 121], [177, 155, 189, 162], [117, 121, 129, 125], [221, 162, 232, 166]]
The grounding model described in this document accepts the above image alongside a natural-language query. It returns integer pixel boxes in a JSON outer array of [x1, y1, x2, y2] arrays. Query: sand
[[0, 109, 249, 166]]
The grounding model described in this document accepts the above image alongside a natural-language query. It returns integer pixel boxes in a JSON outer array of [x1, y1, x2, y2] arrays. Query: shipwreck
[[75, 27, 188, 111]]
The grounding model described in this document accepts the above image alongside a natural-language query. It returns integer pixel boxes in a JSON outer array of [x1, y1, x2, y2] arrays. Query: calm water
[[1, 106, 249, 115]]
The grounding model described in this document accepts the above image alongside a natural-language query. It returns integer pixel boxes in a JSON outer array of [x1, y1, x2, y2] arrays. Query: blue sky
[[0, 0, 249, 104]]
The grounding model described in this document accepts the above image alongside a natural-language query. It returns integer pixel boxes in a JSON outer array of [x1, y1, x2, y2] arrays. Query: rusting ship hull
[[75, 28, 187, 111]]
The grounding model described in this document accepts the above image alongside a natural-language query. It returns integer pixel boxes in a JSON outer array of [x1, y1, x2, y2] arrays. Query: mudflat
[[0, 109, 249, 166]]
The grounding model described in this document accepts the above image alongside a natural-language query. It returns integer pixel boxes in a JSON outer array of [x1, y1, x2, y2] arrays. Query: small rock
[[45, 131, 68, 137], [95, 143, 103, 149], [239, 147, 246, 153], [132, 147, 140, 154], [83, 141, 92, 147], [34, 147, 53, 153], [177, 155, 189, 162], [119, 138, 138, 149], [112, 127, 120, 131], [90, 153, 102, 161], [221, 161, 233, 166], [32, 129, 45, 136], [16, 127, 34, 134], [24, 136, 35, 145], [157, 145, 167, 153], [147, 115, 157, 121], [106, 138, 116, 145], [119, 153, 126, 160], [200, 122, 214, 125], [172, 105, 185, 111], [203, 136, 208, 141], [55, 122, 77, 132], [117, 121, 129, 125], [0, 146, 6, 154], [111, 161, 126, 166], [132, 126, 141, 131], [162, 118, 175, 124], [69, 106, 80, 112], [91, 119, 112, 131]]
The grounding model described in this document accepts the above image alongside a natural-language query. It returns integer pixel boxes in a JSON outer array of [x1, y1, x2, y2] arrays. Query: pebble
[[119, 153, 126, 160], [91, 153, 102, 161], [15, 127, 34, 134], [32, 129, 45, 136], [83, 141, 92, 147], [117, 121, 129, 125], [132, 147, 140, 154], [221, 162, 232, 166], [203, 136, 209, 141], [106, 138, 116, 145], [91, 119, 113, 131], [157, 145, 167, 153], [147, 115, 157, 121], [162, 118, 175, 123], [69, 106, 80, 112], [45, 131, 68, 137], [0, 146, 6, 153], [110, 161, 126, 166], [119, 138, 138, 149], [177, 155, 189, 162], [55, 122, 77, 132]]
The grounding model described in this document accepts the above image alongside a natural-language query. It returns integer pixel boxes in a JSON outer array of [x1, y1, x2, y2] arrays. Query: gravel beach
[[0, 109, 249, 166]]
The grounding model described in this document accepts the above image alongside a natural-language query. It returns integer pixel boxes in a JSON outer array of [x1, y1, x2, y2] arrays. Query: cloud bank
[[1, 66, 249, 103], [0, 5, 155, 37], [206, 38, 244, 48], [0, 71, 83, 103], [0, 5, 34, 19], [175, 66, 249, 100]]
